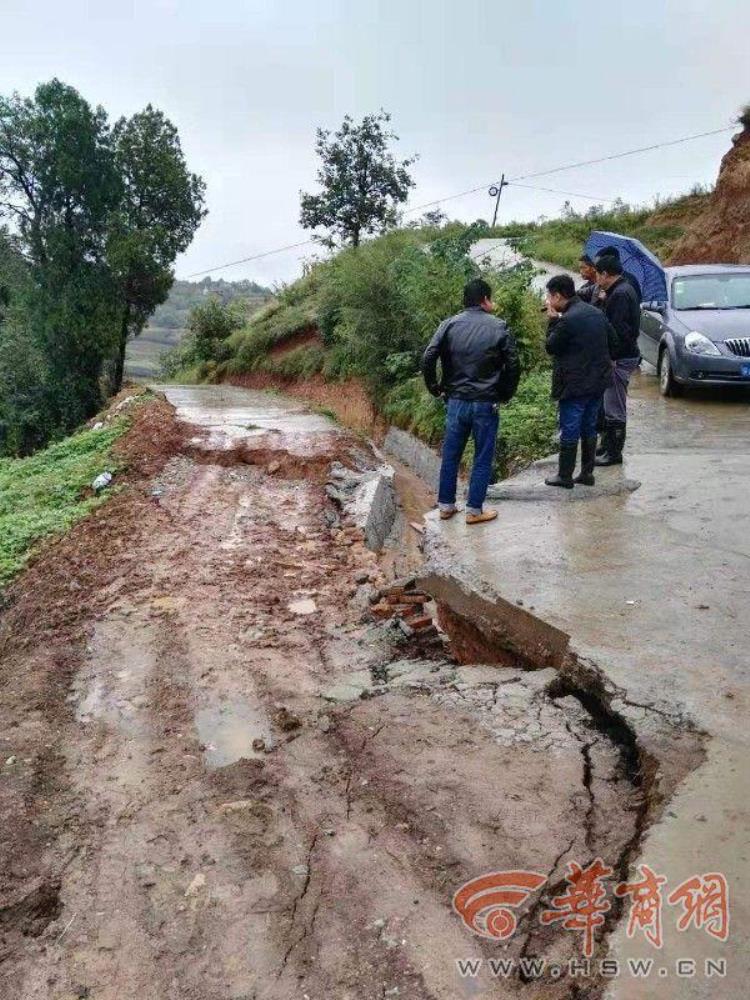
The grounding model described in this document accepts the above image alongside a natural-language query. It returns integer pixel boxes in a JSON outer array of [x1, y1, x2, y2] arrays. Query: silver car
[[640, 264, 750, 396]]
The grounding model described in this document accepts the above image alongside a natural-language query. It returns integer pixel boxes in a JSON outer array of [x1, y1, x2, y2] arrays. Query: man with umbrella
[[594, 255, 641, 466]]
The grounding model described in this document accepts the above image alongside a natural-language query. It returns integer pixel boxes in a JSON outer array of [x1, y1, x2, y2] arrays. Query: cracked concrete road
[[422, 369, 750, 998], [1, 385, 652, 1000]]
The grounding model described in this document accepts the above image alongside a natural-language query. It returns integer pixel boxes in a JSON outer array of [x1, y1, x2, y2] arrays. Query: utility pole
[[488, 174, 508, 228]]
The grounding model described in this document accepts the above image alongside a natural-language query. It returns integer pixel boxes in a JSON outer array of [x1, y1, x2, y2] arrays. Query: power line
[[186, 238, 315, 279], [507, 125, 733, 182], [403, 184, 488, 216], [186, 123, 733, 278], [507, 181, 615, 202], [402, 125, 732, 215]]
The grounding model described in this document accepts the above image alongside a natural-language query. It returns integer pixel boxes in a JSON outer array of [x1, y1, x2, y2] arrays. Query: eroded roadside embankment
[[0, 386, 703, 1000]]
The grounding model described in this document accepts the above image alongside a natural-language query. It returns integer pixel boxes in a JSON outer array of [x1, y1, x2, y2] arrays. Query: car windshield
[[672, 273, 750, 310]]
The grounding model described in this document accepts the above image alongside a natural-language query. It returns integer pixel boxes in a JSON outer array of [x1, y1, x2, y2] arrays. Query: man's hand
[[546, 302, 560, 319]]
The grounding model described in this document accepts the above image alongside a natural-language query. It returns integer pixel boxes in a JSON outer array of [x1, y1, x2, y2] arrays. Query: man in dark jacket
[[577, 254, 600, 305], [422, 278, 520, 524], [544, 275, 617, 488], [594, 255, 641, 466], [594, 245, 643, 303]]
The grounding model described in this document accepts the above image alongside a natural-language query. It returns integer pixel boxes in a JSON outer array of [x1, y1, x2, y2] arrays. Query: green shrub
[[496, 369, 557, 475], [382, 376, 446, 446]]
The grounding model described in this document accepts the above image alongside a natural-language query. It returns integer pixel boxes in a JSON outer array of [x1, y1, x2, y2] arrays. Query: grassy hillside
[[171, 189, 708, 477], [125, 277, 272, 380], [489, 187, 711, 269], [0, 410, 132, 585]]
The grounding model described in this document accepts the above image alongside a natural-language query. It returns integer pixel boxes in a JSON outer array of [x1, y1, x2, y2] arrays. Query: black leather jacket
[[422, 307, 520, 402]]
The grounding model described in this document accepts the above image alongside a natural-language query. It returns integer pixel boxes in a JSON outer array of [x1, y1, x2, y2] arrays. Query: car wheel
[[659, 348, 682, 397]]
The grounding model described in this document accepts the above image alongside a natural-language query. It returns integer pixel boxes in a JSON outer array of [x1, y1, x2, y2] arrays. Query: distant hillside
[[125, 277, 272, 379]]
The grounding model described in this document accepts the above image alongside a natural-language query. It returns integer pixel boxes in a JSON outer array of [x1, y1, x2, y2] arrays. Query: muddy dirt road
[[1, 386, 660, 1000]]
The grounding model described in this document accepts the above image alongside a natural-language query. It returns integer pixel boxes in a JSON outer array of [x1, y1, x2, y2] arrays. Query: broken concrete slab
[[327, 461, 397, 551]]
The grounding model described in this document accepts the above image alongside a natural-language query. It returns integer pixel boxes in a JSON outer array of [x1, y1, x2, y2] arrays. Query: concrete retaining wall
[[383, 426, 442, 490]]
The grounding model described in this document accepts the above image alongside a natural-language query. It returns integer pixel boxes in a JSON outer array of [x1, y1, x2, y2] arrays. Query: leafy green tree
[[188, 297, 245, 362], [300, 111, 416, 248], [0, 80, 205, 453], [107, 106, 206, 390], [0, 80, 120, 437]]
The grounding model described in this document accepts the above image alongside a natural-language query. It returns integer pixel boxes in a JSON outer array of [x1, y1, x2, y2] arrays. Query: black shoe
[[595, 420, 626, 466], [545, 442, 577, 489], [574, 437, 597, 485]]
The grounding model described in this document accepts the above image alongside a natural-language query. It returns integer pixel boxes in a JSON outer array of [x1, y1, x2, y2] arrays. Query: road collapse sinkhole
[[392, 579, 707, 986]]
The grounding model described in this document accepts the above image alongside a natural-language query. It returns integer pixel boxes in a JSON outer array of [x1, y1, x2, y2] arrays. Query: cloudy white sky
[[2, 0, 748, 285]]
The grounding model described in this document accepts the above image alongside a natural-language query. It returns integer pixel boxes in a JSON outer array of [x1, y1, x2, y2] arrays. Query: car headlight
[[684, 331, 721, 356]]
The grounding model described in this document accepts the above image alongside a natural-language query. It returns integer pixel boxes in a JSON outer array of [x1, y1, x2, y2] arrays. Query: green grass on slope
[[490, 189, 710, 270], [0, 421, 129, 585]]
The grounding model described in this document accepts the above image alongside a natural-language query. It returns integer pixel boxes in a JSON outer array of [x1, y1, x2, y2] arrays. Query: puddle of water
[[75, 623, 152, 736], [195, 699, 271, 768]]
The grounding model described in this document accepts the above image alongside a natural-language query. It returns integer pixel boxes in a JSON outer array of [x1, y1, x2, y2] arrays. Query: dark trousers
[[438, 399, 499, 514], [558, 395, 602, 445], [603, 357, 640, 422]]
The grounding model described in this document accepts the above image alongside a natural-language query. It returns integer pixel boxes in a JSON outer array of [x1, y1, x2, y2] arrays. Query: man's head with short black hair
[[597, 244, 621, 260], [546, 274, 576, 299], [546, 274, 576, 314], [579, 253, 596, 282], [463, 278, 493, 310], [595, 255, 623, 290]]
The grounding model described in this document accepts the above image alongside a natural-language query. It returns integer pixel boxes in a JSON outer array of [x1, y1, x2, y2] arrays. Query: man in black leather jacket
[[422, 278, 519, 525]]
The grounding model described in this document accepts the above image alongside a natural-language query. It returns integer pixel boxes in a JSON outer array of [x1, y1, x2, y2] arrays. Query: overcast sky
[[2, 0, 748, 286]]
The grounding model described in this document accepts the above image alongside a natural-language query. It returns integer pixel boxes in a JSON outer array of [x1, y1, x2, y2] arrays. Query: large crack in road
[[0, 386, 704, 1000]]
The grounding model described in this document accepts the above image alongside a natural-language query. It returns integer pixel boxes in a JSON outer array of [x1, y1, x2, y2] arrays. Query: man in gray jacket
[[422, 278, 519, 525]]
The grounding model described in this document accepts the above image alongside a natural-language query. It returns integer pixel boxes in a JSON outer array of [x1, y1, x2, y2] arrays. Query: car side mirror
[[643, 299, 667, 313]]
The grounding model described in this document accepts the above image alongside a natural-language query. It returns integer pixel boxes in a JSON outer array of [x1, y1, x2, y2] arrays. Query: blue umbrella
[[584, 230, 667, 303]]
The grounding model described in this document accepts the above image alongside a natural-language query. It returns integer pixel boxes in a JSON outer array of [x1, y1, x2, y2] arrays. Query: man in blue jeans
[[544, 275, 618, 488], [422, 278, 519, 524]]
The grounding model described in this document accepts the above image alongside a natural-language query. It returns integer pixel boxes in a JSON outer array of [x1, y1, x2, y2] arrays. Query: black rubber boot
[[574, 437, 597, 485], [595, 404, 607, 456], [595, 420, 626, 466], [545, 442, 577, 489]]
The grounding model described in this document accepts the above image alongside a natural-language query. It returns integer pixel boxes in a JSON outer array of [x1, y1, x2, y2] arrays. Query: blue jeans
[[558, 395, 602, 445], [438, 399, 499, 515]]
